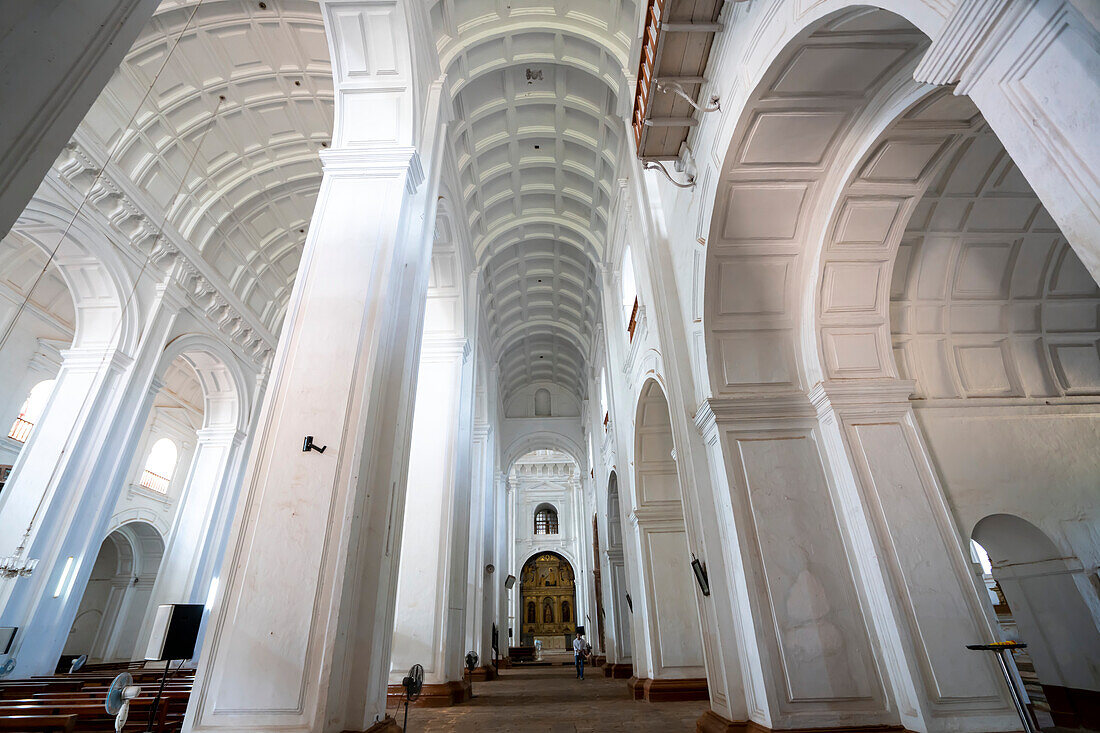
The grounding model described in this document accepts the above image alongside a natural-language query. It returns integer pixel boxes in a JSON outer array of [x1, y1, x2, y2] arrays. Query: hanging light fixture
[[0, 529, 38, 579]]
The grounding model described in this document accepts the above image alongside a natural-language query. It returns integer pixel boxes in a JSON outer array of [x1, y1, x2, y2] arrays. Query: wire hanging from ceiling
[[1, 0, 222, 582]]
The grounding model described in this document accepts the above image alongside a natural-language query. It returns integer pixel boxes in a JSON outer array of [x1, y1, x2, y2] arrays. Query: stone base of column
[[1043, 683, 1100, 730], [387, 680, 472, 707], [343, 716, 401, 733], [696, 711, 910, 733], [627, 676, 647, 699], [643, 677, 709, 702], [603, 663, 633, 678], [466, 665, 499, 681], [591, 655, 606, 667], [497, 657, 513, 668]]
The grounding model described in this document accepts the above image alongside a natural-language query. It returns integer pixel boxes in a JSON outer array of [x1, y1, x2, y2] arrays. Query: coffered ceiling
[[432, 0, 638, 404], [76, 0, 332, 334]]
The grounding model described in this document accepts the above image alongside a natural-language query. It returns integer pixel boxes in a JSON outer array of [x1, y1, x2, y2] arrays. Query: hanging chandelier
[[0, 530, 38, 579]]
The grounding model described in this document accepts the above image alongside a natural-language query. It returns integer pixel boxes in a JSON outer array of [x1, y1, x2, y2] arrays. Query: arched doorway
[[631, 380, 707, 700], [64, 521, 164, 663], [973, 515, 1100, 729], [519, 552, 576, 650]]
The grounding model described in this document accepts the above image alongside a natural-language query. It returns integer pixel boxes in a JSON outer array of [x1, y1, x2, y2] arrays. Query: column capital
[[420, 336, 470, 361], [694, 390, 816, 431], [320, 147, 425, 193], [195, 426, 247, 445], [808, 379, 916, 419], [913, 0, 1022, 92], [59, 346, 133, 375]]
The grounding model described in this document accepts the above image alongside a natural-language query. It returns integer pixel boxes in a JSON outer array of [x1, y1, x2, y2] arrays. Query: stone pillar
[[693, 389, 1020, 733], [603, 544, 633, 677], [465, 424, 490, 661], [143, 425, 247, 620], [0, 0, 160, 238], [182, 0, 446, 726], [914, 0, 1100, 280], [0, 281, 184, 676], [388, 336, 474, 706], [810, 380, 1019, 733], [693, 394, 892, 730], [184, 143, 443, 731]]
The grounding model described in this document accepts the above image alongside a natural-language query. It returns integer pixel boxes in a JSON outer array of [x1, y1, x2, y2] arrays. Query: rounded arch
[[702, 7, 932, 397], [533, 502, 560, 535], [65, 520, 164, 662], [632, 378, 678, 510], [605, 471, 624, 550], [6, 197, 139, 354], [502, 432, 585, 477], [971, 514, 1100, 710], [156, 333, 251, 433]]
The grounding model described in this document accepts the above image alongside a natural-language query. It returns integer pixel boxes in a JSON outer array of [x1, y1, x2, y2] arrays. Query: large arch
[[602, 470, 633, 676], [629, 379, 707, 700], [972, 514, 1100, 729], [697, 8, 1029, 731], [517, 550, 579, 649], [63, 521, 165, 664]]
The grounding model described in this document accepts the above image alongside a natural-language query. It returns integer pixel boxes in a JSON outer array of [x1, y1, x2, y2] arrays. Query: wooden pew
[[0, 715, 76, 733]]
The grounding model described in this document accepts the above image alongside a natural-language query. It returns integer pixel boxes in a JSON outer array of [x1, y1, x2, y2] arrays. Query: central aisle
[[392, 665, 708, 732]]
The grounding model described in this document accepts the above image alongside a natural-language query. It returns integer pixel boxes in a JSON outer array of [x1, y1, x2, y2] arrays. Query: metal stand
[[402, 699, 410, 732], [146, 659, 172, 732], [966, 642, 1039, 733]]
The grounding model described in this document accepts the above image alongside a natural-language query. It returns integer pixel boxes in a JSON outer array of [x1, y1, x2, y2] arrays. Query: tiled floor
[[390, 664, 707, 732]]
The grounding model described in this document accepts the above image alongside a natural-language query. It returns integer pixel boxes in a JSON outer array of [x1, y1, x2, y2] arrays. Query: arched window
[[534, 505, 558, 535], [534, 388, 551, 417], [561, 600, 570, 623], [527, 601, 536, 623], [140, 438, 178, 493], [8, 379, 55, 443]]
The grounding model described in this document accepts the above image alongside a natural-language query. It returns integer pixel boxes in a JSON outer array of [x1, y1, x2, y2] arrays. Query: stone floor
[[390, 664, 707, 732]]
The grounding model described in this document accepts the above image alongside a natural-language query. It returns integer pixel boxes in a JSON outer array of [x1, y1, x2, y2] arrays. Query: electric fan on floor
[[400, 663, 424, 731], [105, 671, 142, 733], [0, 658, 14, 678], [69, 653, 87, 673], [464, 651, 479, 697]]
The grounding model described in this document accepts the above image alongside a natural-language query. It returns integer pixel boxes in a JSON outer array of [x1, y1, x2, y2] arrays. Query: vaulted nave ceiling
[[73, 0, 332, 335], [431, 0, 638, 405]]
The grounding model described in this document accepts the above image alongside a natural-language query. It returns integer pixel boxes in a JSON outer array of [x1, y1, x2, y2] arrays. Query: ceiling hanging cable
[[1, 2, 221, 582], [0, 0, 208, 357]]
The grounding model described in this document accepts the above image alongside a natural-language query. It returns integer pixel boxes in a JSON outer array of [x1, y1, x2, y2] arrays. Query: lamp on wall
[[690, 554, 710, 597]]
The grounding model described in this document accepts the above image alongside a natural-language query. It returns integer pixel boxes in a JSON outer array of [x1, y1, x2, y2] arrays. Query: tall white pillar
[[0, 281, 184, 676], [389, 336, 474, 704], [183, 0, 447, 727], [810, 380, 1020, 733]]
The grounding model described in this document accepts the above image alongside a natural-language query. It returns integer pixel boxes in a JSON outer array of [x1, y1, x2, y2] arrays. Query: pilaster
[[810, 379, 1019, 732]]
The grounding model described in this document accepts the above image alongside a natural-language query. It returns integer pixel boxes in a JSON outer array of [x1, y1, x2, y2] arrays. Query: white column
[[389, 337, 474, 701], [0, 0, 159, 237], [141, 424, 247, 633], [184, 142, 445, 732], [810, 380, 1020, 733], [464, 424, 489, 661], [0, 281, 184, 676], [914, 0, 1100, 280]]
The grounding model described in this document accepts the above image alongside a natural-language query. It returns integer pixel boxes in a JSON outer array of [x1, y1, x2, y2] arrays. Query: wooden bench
[[0, 715, 76, 733]]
